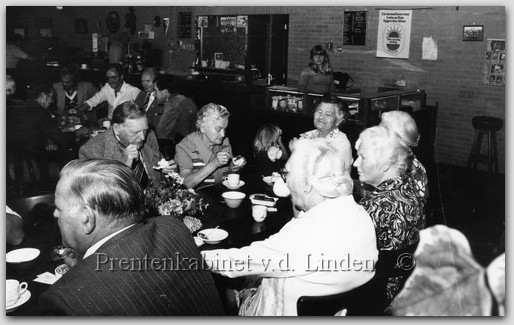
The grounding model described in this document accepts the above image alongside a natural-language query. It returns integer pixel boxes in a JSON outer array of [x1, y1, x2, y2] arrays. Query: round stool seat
[[472, 116, 503, 132]]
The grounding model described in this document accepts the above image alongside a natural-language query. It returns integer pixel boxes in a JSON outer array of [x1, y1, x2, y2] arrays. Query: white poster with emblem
[[376, 10, 412, 59]]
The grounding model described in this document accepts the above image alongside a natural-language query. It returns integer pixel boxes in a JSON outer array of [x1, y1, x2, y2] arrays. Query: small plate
[[197, 229, 229, 245], [222, 180, 245, 190], [6, 248, 40, 264], [55, 263, 70, 276], [6, 290, 31, 312], [262, 176, 273, 185], [249, 194, 278, 207]]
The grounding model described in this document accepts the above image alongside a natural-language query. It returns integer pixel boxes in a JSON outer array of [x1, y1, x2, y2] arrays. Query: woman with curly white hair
[[203, 136, 378, 316], [175, 103, 246, 189], [353, 125, 426, 315]]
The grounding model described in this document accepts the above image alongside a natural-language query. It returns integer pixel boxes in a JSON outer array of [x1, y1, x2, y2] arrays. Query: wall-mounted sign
[[178, 12, 192, 38], [343, 11, 366, 46], [376, 10, 412, 59]]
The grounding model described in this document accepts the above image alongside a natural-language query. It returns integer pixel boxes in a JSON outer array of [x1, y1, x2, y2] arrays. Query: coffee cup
[[224, 173, 240, 187], [252, 205, 267, 222], [102, 120, 111, 129], [6, 279, 28, 307]]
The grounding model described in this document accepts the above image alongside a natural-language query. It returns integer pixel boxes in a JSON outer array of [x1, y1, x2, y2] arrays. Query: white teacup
[[224, 173, 240, 187], [102, 120, 111, 129], [6, 279, 28, 307], [252, 205, 267, 222]]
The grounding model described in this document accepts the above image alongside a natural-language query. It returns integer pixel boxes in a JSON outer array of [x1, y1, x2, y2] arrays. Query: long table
[[6, 173, 293, 315]]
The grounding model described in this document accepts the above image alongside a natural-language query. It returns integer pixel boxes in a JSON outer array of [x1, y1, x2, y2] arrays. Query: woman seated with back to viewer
[[289, 95, 349, 151], [353, 125, 426, 315], [175, 103, 246, 189]]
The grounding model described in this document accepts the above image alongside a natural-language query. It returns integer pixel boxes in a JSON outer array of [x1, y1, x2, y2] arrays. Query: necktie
[[143, 92, 151, 110], [133, 153, 149, 189]]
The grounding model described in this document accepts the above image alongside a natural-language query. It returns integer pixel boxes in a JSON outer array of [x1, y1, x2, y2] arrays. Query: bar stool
[[466, 116, 502, 178]]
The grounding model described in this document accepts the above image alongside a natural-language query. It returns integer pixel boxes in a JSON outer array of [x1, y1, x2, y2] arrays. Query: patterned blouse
[[358, 169, 427, 310]]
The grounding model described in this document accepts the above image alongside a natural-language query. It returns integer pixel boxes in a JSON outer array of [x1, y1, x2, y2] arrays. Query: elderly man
[[52, 64, 97, 116], [78, 101, 175, 188], [78, 63, 140, 119], [38, 159, 224, 315], [134, 67, 159, 112], [202, 137, 378, 316]]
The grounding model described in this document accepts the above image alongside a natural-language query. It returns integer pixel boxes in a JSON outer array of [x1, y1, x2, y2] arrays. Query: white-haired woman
[[379, 110, 428, 201], [353, 125, 426, 315], [175, 103, 246, 189], [203, 136, 378, 316]]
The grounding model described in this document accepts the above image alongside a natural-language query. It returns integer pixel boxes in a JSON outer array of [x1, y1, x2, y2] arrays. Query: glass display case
[[265, 86, 426, 125]]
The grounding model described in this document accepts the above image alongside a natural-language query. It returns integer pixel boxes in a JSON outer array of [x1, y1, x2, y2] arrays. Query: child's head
[[253, 124, 282, 153]]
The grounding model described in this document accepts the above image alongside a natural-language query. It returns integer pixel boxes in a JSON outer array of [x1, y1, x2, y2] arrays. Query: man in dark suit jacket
[[134, 67, 159, 113], [39, 159, 224, 315], [52, 64, 98, 117], [78, 101, 176, 188], [6, 84, 88, 183]]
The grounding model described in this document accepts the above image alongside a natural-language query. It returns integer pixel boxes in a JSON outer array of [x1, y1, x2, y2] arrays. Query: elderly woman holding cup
[[353, 125, 426, 314], [175, 103, 246, 189]]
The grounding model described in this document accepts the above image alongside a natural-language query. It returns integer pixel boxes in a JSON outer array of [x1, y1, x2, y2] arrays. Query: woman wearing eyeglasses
[[298, 45, 335, 94]]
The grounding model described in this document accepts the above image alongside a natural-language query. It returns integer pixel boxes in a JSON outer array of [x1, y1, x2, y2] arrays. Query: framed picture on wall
[[463, 25, 484, 41]]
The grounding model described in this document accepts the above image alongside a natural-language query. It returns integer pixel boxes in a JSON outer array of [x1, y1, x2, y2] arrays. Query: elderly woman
[[353, 125, 426, 314], [289, 96, 349, 151], [379, 110, 428, 201], [175, 103, 246, 189], [202, 137, 378, 316]]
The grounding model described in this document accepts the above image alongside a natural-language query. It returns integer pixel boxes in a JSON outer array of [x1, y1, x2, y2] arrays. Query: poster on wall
[[483, 38, 505, 86], [343, 11, 367, 46], [376, 10, 412, 59]]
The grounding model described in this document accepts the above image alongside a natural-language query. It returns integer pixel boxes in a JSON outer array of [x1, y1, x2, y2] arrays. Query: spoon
[[199, 226, 219, 240]]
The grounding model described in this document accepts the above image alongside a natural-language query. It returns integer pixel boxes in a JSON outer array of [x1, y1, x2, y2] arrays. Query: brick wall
[[8, 6, 505, 172]]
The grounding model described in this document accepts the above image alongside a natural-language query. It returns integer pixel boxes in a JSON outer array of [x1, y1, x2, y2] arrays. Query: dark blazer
[[78, 128, 163, 185], [38, 216, 225, 315], [52, 81, 98, 115], [6, 99, 75, 153], [155, 94, 198, 145]]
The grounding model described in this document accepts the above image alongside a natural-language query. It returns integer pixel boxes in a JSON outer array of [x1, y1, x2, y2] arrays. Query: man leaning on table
[[202, 137, 378, 316], [38, 159, 224, 315], [78, 101, 175, 188], [78, 63, 140, 119]]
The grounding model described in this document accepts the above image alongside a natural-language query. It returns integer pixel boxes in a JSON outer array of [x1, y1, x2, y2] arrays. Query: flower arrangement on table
[[144, 172, 209, 233], [58, 108, 89, 131]]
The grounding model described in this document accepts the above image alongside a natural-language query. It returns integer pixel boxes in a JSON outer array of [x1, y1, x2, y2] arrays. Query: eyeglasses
[[279, 167, 289, 182]]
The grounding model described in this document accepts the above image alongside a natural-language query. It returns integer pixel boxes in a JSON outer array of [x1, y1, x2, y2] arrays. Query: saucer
[[222, 180, 245, 190], [6, 290, 31, 312]]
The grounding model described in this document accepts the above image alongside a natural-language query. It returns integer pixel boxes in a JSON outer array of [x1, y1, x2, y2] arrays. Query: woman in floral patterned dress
[[353, 125, 426, 314]]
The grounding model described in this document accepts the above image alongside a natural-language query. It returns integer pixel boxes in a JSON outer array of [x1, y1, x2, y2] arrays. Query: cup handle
[[19, 282, 28, 295]]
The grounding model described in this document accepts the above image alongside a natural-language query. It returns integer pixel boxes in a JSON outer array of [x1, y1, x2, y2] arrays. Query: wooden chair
[[297, 275, 386, 316]]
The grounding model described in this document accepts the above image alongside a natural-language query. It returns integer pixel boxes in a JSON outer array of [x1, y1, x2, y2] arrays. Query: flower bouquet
[[58, 108, 88, 131], [144, 172, 209, 233]]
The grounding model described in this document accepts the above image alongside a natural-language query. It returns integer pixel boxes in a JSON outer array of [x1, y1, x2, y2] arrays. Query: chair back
[[7, 194, 56, 229], [297, 275, 385, 316]]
